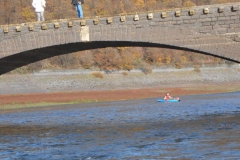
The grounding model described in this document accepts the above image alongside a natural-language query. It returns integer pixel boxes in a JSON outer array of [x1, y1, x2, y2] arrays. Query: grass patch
[[0, 99, 101, 110], [0, 102, 63, 110]]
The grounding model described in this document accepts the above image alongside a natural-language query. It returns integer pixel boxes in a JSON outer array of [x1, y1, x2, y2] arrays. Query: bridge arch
[[0, 3, 240, 75], [0, 41, 239, 75]]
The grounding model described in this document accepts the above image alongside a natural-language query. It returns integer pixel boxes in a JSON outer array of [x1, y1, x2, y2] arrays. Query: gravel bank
[[0, 65, 240, 95]]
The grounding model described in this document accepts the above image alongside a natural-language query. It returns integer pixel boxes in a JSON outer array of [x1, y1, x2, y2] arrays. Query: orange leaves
[[133, 0, 145, 8], [181, 55, 188, 63], [120, 51, 134, 71], [133, 52, 143, 60], [21, 6, 35, 22], [183, 0, 196, 7], [94, 48, 122, 72]]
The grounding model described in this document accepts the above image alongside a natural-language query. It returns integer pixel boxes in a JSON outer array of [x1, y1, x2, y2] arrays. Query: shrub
[[93, 48, 122, 72], [194, 64, 201, 72], [92, 72, 104, 78], [175, 62, 183, 69], [10, 66, 29, 74], [122, 71, 128, 76], [140, 63, 152, 74], [79, 51, 94, 69]]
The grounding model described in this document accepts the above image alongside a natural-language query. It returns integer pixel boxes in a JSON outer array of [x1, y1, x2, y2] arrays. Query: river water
[[0, 92, 240, 159]]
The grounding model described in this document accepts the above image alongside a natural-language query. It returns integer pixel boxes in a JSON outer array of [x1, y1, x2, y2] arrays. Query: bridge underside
[[0, 41, 238, 75]]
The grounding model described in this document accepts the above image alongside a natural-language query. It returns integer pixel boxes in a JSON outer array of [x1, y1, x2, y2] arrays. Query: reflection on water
[[0, 92, 240, 159]]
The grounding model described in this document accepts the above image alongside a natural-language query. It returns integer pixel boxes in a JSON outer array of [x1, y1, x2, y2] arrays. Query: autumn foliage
[[2, 0, 239, 26]]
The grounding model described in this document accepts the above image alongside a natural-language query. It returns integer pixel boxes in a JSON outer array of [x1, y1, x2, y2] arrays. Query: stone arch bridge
[[0, 3, 240, 75]]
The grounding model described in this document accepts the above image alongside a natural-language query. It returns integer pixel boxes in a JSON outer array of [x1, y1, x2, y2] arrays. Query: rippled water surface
[[1, 92, 240, 159]]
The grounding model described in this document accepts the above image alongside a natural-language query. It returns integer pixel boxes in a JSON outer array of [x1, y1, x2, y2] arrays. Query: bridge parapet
[[1, 3, 240, 35]]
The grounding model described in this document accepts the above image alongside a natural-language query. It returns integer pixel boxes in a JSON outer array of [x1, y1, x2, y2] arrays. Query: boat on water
[[158, 99, 180, 102]]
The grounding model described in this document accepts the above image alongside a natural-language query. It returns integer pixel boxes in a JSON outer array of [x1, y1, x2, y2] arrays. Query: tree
[[94, 48, 122, 72], [79, 51, 94, 69], [144, 48, 164, 66], [119, 50, 134, 71]]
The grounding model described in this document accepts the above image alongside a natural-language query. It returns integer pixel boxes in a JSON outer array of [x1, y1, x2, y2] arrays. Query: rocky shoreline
[[0, 65, 240, 95]]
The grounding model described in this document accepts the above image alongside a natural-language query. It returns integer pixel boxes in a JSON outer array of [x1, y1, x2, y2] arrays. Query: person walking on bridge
[[32, 0, 46, 22], [72, 0, 84, 18]]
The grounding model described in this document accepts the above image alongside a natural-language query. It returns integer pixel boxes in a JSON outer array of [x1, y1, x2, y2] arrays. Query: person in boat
[[164, 93, 172, 100], [164, 93, 180, 101]]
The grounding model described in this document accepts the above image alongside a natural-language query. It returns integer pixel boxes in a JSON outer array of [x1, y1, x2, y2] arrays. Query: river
[[0, 92, 240, 159]]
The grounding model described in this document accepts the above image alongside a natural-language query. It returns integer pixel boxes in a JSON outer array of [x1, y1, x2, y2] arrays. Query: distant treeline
[[1, 0, 238, 73]]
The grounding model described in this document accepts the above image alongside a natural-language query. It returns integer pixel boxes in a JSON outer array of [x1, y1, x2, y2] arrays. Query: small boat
[[158, 99, 180, 102]]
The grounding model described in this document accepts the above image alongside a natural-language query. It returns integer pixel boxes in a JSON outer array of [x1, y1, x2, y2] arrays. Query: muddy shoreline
[[0, 83, 239, 113]]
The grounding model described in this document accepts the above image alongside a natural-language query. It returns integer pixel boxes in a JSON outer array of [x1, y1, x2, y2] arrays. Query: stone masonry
[[0, 3, 240, 74]]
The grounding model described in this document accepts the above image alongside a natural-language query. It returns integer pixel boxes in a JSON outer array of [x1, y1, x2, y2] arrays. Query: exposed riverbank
[[0, 65, 240, 111]]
